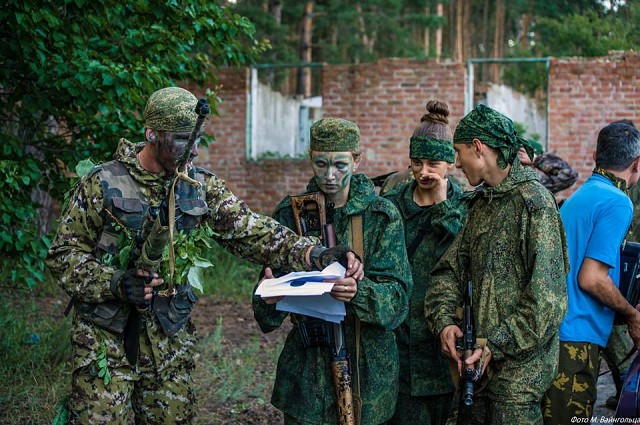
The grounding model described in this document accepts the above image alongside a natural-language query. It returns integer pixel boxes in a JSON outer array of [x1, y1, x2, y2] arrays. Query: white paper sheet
[[255, 262, 345, 297]]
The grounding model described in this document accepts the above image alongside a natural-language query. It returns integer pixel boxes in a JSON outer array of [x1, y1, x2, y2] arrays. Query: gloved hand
[[309, 245, 360, 271], [110, 268, 148, 305]]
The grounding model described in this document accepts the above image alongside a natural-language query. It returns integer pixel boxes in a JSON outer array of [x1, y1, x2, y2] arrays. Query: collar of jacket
[[471, 158, 539, 200], [305, 173, 377, 216]]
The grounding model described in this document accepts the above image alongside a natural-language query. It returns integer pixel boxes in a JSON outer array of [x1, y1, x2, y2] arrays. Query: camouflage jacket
[[384, 179, 468, 396], [627, 184, 640, 242], [253, 173, 413, 424], [46, 138, 315, 370], [424, 161, 569, 401]]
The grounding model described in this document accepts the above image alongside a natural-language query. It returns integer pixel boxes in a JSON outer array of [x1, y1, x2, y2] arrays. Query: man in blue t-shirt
[[543, 122, 640, 425]]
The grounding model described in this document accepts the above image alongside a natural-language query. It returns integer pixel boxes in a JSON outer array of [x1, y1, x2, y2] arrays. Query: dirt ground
[[42, 295, 623, 424], [191, 297, 289, 425]]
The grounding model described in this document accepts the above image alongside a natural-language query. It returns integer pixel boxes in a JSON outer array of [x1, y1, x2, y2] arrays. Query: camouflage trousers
[[542, 341, 600, 425], [386, 391, 454, 425], [454, 395, 542, 425], [68, 320, 196, 425]]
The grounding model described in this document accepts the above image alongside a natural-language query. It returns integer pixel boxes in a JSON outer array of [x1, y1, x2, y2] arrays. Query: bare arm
[[578, 257, 640, 348]]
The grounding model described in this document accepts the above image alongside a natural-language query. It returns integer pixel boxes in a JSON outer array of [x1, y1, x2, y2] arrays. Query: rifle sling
[[349, 215, 363, 425]]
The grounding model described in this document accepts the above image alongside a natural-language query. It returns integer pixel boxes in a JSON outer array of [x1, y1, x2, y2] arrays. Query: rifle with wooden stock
[[290, 193, 356, 425]]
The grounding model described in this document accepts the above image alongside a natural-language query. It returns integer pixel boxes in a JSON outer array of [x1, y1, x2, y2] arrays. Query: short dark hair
[[595, 122, 640, 171]]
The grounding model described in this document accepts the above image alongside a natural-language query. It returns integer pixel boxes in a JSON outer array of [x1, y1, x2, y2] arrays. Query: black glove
[[110, 268, 147, 304], [309, 245, 360, 271]]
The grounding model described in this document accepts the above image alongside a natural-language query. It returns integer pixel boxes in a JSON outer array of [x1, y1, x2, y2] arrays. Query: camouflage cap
[[410, 136, 455, 163], [310, 118, 360, 152], [454, 104, 538, 169], [144, 87, 198, 132]]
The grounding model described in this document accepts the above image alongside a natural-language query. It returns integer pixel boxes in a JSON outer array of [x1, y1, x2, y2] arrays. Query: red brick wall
[[197, 53, 639, 212], [198, 59, 466, 213], [548, 53, 640, 200]]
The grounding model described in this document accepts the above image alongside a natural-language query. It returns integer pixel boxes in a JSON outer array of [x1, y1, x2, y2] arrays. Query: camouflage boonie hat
[[144, 87, 198, 132], [310, 118, 360, 152], [454, 104, 538, 169], [410, 136, 455, 163]]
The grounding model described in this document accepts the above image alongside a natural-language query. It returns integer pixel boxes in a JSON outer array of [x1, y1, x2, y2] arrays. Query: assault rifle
[[290, 193, 356, 425], [459, 280, 480, 408]]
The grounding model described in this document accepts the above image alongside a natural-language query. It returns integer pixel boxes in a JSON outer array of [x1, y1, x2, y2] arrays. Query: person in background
[[46, 87, 363, 424], [542, 121, 640, 424], [601, 118, 637, 410], [425, 104, 569, 425], [252, 117, 412, 425], [384, 100, 468, 425]]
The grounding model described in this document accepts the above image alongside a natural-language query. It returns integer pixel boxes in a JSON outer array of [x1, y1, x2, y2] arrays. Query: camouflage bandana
[[409, 136, 455, 163], [453, 104, 538, 169], [593, 166, 628, 193], [144, 87, 198, 132], [310, 117, 360, 152]]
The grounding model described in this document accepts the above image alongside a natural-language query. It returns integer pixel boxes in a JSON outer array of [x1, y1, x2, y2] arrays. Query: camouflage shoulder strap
[[349, 214, 363, 425]]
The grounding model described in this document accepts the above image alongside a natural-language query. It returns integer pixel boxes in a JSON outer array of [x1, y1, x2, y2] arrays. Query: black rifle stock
[[290, 193, 355, 425]]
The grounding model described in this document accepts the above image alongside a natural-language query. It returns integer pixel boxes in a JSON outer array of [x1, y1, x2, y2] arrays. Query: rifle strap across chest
[[349, 214, 363, 425]]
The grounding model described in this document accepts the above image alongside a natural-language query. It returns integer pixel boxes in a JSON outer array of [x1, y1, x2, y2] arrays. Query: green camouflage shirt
[[46, 138, 315, 371], [424, 161, 569, 402], [253, 173, 413, 424], [385, 179, 468, 397]]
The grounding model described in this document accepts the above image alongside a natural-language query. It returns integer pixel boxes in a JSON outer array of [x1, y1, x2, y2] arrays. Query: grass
[[200, 242, 263, 302], [0, 242, 275, 424], [0, 293, 72, 424]]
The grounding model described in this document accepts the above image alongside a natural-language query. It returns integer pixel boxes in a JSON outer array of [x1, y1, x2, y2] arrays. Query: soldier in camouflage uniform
[[542, 122, 640, 425], [46, 87, 363, 425], [384, 100, 468, 425], [424, 104, 569, 425], [252, 117, 413, 424]]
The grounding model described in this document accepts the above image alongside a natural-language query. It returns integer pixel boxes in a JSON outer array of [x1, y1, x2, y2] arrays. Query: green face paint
[[310, 151, 355, 205]]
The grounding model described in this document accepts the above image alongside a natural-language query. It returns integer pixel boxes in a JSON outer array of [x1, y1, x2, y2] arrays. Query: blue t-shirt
[[559, 173, 633, 346]]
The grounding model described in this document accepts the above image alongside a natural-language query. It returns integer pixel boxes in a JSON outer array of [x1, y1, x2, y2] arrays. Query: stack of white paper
[[256, 262, 347, 323]]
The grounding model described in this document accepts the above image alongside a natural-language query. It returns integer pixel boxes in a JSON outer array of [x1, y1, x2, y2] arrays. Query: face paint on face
[[310, 151, 355, 204], [155, 131, 201, 173]]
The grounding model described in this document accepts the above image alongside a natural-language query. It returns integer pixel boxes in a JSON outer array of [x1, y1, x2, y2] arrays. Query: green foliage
[[1, 1, 268, 289], [96, 342, 112, 385], [160, 223, 217, 293], [535, 8, 640, 57]]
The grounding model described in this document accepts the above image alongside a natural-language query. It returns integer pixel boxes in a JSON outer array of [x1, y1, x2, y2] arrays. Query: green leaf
[[187, 266, 205, 294], [75, 159, 96, 177]]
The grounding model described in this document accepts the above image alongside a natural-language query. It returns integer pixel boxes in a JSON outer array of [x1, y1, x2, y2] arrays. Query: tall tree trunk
[[269, 0, 282, 24], [490, 0, 505, 82], [296, 1, 314, 97], [424, 6, 430, 56], [454, 0, 463, 63], [462, 0, 472, 62], [435, 2, 443, 59]]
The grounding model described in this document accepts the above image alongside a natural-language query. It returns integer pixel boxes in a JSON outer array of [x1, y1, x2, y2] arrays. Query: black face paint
[[155, 131, 201, 173]]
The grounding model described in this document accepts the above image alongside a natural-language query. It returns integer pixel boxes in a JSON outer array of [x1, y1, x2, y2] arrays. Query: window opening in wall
[[247, 63, 324, 161], [466, 57, 550, 149]]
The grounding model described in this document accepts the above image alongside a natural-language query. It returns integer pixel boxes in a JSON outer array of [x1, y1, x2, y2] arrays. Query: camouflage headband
[[410, 136, 455, 163], [310, 118, 360, 152], [144, 87, 198, 132], [453, 104, 538, 169]]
